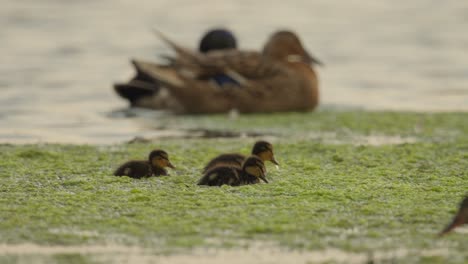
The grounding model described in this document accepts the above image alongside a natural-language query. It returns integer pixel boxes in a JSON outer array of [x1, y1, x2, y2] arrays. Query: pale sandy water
[[0, 242, 458, 264], [1, 0, 468, 144]]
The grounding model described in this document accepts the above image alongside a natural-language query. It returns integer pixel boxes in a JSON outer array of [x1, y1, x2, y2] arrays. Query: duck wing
[[153, 30, 284, 83], [133, 32, 318, 114]]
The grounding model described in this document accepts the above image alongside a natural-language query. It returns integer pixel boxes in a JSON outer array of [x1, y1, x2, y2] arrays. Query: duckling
[[114, 28, 238, 108], [114, 149, 175, 178], [439, 196, 468, 236], [198, 155, 268, 186], [132, 29, 322, 114], [203, 140, 279, 173]]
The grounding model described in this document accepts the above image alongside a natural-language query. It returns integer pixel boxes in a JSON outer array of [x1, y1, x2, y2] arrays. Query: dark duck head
[[199, 28, 237, 53], [199, 28, 239, 86]]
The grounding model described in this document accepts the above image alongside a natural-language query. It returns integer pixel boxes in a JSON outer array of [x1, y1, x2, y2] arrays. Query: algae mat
[[0, 111, 467, 263]]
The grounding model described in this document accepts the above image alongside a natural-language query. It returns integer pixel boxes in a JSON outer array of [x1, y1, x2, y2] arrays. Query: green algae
[[0, 111, 467, 263]]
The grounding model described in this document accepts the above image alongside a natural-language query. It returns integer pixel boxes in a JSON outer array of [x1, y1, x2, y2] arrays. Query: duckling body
[[198, 156, 268, 186], [203, 153, 245, 173], [114, 160, 153, 179], [133, 30, 321, 114], [203, 141, 279, 173], [198, 166, 242, 186], [439, 196, 468, 236], [113, 149, 175, 179]]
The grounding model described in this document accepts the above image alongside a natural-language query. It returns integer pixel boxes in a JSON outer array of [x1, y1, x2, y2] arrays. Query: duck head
[[262, 30, 322, 66], [243, 155, 268, 183], [439, 196, 468, 236], [199, 28, 237, 53], [149, 149, 175, 169], [252, 140, 279, 166]]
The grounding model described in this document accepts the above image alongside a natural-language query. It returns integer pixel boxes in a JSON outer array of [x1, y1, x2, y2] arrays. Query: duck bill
[[260, 175, 269, 184], [167, 161, 176, 169], [271, 156, 280, 166]]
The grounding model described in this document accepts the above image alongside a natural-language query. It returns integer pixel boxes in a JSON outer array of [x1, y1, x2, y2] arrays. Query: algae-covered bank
[[0, 111, 467, 263]]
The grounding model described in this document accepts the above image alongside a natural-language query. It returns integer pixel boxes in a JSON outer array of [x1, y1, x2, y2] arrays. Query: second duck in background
[[114, 28, 238, 109], [134, 29, 322, 114]]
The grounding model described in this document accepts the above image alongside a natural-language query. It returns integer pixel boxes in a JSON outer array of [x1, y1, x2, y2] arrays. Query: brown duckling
[[114, 149, 175, 179], [203, 140, 279, 173], [198, 156, 268, 186], [439, 196, 468, 236]]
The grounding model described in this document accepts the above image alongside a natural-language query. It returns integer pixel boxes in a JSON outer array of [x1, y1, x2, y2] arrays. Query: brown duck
[[439, 195, 468, 236], [203, 140, 279, 173], [132, 30, 322, 114], [114, 28, 238, 109], [114, 149, 175, 178], [198, 155, 268, 186]]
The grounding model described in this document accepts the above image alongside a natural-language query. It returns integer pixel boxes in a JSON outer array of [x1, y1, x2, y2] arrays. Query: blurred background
[[1, 0, 467, 143]]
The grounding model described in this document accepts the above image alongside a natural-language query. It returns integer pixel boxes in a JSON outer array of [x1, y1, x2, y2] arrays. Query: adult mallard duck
[[114, 149, 175, 178], [132, 29, 322, 114], [197, 155, 268, 186], [114, 28, 238, 108], [203, 140, 279, 173], [439, 195, 468, 236]]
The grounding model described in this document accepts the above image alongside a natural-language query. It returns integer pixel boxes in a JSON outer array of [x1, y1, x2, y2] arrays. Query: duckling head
[[439, 196, 468, 236], [149, 149, 175, 169], [262, 30, 322, 66], [199, 28, 237, 53], [252, 140, 279, 166], [242, 155, 268, 183]]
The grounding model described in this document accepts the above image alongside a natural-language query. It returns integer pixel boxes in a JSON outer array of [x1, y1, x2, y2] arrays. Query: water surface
[[1, 0, 468, 143]]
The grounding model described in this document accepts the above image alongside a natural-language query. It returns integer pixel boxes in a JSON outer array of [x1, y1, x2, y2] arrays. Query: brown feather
[[114, 160, 152, 179], [138, 30, 320, 114], [198, 156, 267, 186], [202, 140, 278, 173]]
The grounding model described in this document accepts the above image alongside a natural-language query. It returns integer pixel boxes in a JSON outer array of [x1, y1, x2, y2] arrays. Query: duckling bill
[[203, 140, 279, 173], [439, 196, 468, 236], [114, 149, 175, 179], [198, 156, 268, 186]]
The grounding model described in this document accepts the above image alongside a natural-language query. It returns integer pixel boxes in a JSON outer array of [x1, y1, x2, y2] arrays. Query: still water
[[1, 0, 468, 143]]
